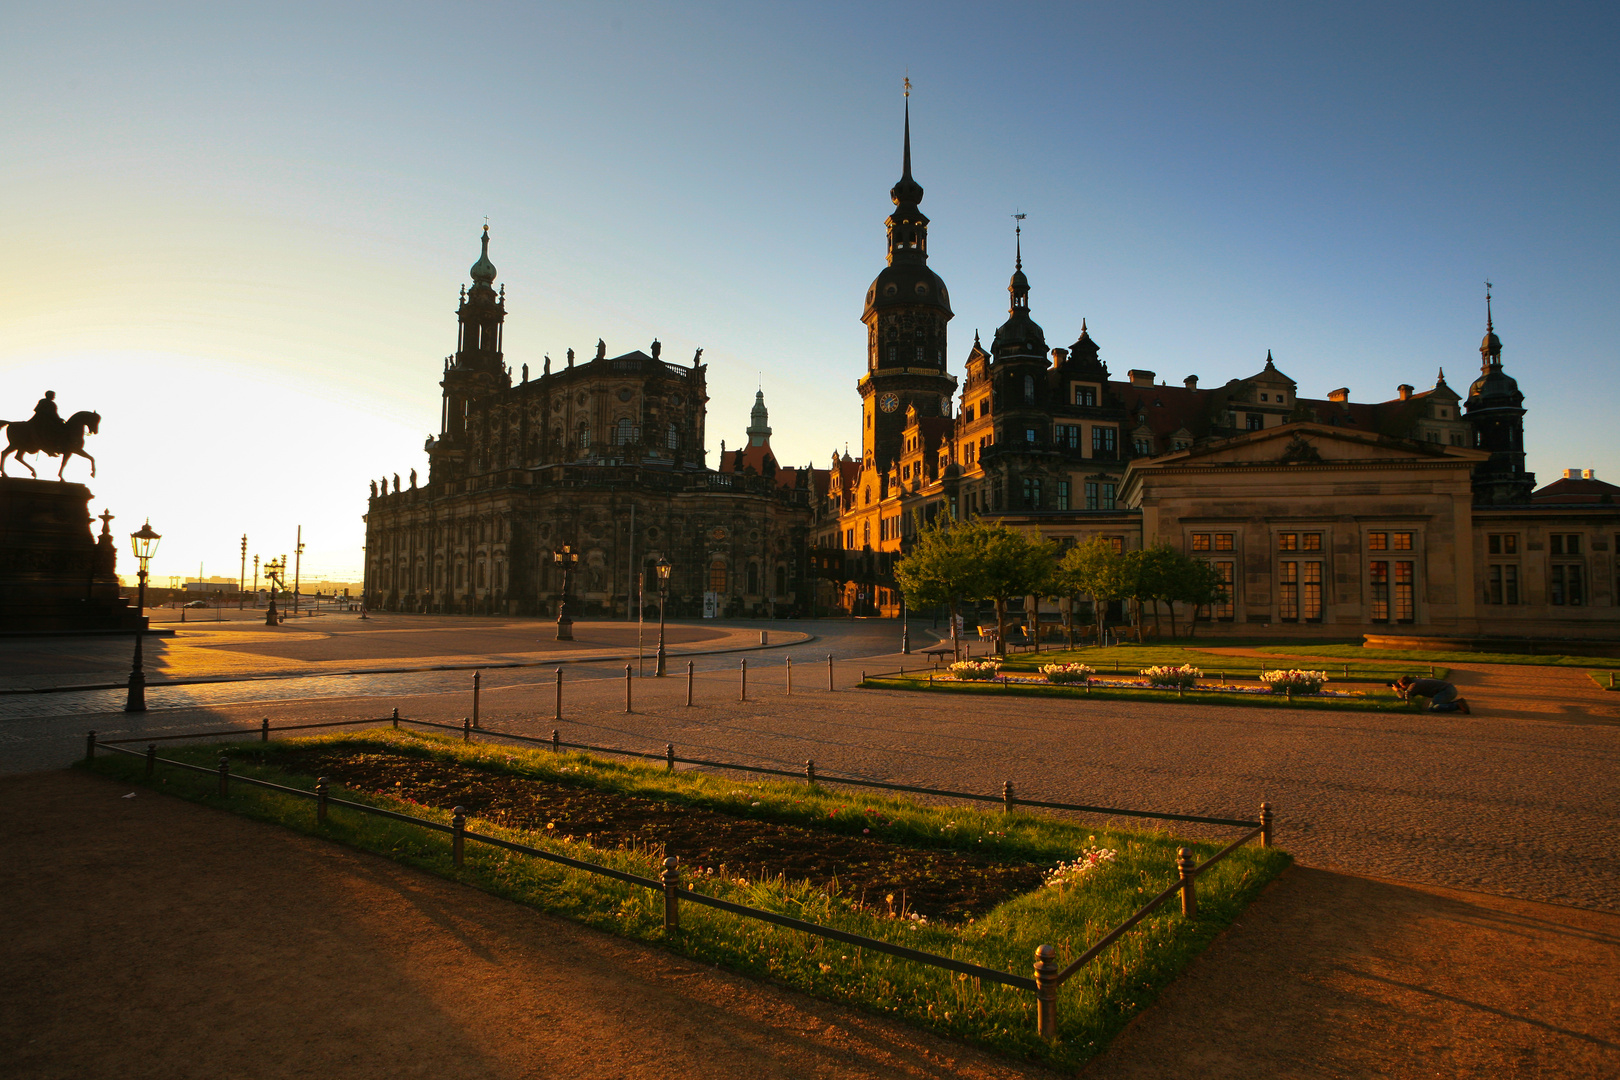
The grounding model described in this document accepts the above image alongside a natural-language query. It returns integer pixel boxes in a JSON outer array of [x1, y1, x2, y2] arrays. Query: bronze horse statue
[[0, 410, 101, 480]]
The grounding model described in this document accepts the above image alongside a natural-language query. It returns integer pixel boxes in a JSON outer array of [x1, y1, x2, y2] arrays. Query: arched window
[[708, 560, 727, 593], [616, 418, 635, 445], [578, 423, 590, 449], [747, 564, 759, 594], [775, 565, 787, 596], [863, 521, 871, 548], [1024, 375, 1035, 404], [667, 423, 678, 450]]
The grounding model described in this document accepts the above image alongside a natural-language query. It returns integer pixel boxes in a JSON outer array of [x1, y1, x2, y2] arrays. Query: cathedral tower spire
[[857, 83, 957, 475], [438, 225, 511, 453], [1464, 283, 1533, 504]]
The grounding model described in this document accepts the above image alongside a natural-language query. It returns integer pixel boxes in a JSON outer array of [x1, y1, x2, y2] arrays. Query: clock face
[[940, 395, 951, 415], [879, 392, 900, 413]]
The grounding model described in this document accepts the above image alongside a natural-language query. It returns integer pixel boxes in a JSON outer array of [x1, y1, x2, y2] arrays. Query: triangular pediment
[[1144, 422, 1486, 468]]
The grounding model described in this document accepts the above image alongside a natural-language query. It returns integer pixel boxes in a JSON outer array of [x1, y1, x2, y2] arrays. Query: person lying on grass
[[1391, 675, 1471, 714]]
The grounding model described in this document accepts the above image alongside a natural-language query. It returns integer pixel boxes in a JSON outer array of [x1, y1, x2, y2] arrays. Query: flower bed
[[1040, 662, 1095, 685], [1260, 669, 1330, 695], [949, 658, 1002, 681], [1141, 664, 1201, 690]]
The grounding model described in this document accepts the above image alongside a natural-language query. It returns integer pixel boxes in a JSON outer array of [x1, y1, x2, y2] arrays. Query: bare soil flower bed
[[274, 747, 1043, 920]]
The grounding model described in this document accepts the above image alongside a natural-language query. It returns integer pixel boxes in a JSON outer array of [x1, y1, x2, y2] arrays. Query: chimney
[[1398, 384, 1414, 401], [1128, 369, 1156, 387], [1584, 468, 1596, 480], [1327, 387, 1350, 403], [1183, 375, 1198, 390], [1564, 468, 1580, 479], [1050, 347, 1068, 367]]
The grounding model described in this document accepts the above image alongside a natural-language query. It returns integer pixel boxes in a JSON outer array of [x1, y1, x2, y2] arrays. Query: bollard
[[806, 760, 816, 786], [316, 777, 329, 823], [463, 716, 471, 743], [1003, 780, 1015, 815], [1611, 672, 1617, 689], [261, 717, 270, 742], [666, 743, 675, 772], [761, 630, 768, 646], [1033, 944, 1060, 1041], [786, 656, 792, 695], [1178, 847, 1198, 917], [686, 661, 694, 706], [740, 658, 747, 702], [473, 670, 481, 728], [828, 654, 833, 691], [554, 668, 563, 721], [1286, 685, 1293, 703], [85, 730, 96, 763], [145, 743, 156, 778], [451, 806, 466, 867], [1259, 801, 1274, 847], [661, 855, 681, 930], [1429, 664, 1435, 677], [218, 755, 230, 798], [625, 663, 633, 713], [1344, 664, 1350, 679], [392, 707, 399, 729], [551, 728, 560, 754]]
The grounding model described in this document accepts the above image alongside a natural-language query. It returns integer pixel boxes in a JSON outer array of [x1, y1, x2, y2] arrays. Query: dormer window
[[1074, 385, 1097, 407]]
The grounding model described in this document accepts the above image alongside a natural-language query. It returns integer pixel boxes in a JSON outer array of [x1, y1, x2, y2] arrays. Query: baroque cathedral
[[367, 99, 1617, 640], [810, 98, 1617, 640], [363, 227, 824, 617]]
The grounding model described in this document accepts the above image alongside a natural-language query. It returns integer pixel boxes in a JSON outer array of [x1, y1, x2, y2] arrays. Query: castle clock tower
[[858, 89, 957, 475], [431, 226, 511, 481]]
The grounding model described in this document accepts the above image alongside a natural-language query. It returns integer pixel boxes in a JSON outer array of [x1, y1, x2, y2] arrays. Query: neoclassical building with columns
[[811, 102, 1617, 642]]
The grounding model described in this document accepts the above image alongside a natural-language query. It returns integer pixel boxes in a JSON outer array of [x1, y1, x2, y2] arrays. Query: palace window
[[1092, 426, 1117, 454], [964, 405, 975, 422], [1279, 561, 1299, 621], [1057, 480, 1070, 511], [1550, 534, 1582, 556], [1057, 424, 1080, 449], [1302, 533, 1322, 551], [1026, 427, 1037, 444], [1550, 565, 1584, 606], [1278, 533, 1298, 551], [1022, 477, 1042, 509], [1394, 561, 1415, 622], [1024, 375, 1036, 404], [1105, 536, 1125, 554], [1486, 565, 1520, 605], [1101, 483, 1117, 510], [1393, 532, 1414, 550], [1085, 482, 1098, 510], [1303, 561, 1323, 621], [1213, 561, 1235, 620], [1247, 414, 1264, 431], [1488, 533, 1518, 556], [1368, 532, 1387, 551], [1134, 437, 1153, 456], [863, 522, 871, 548], [1074, 385, 1097, 407], [965, 443, 975, 464], [1370, 561, 1389, 622], [1192, 533, 1211, 551], [709, 560, 727, 593]]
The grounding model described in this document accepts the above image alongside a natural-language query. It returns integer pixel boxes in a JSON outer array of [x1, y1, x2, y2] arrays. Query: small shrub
[[1141, 664, 1200, 689], [1040, 662, 1095, 685], [1042, 845, 1117, 889], [949, 659, 1003, 681], [1260, 669, 1329, 695]]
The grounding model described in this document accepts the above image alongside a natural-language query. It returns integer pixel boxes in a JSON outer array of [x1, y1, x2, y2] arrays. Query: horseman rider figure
[[33, 391, 62, 435]]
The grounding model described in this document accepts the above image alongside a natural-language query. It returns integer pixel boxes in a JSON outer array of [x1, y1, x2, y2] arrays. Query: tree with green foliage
[[1055, 537, 1133, 645], [1175, 557, 1230, 639], [895, 516, 1055, 658]]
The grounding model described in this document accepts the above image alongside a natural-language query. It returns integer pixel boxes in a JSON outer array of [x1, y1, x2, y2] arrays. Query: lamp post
[[126, 520, 161, 713], [553, 544, 579, 641], [655, 556, 671, 676], [263, 556, 284, 626]]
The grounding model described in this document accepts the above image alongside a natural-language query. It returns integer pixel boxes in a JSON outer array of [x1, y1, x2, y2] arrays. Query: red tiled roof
[[1531, 476, 1620, 504]]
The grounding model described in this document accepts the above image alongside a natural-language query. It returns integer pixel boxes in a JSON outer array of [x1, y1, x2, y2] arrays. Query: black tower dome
[[1463, 289, 1534, 504], [863, 96, 952, 321]]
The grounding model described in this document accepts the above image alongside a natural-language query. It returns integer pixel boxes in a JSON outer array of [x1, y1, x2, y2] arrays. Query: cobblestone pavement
[[9, 629, 1616, 915]]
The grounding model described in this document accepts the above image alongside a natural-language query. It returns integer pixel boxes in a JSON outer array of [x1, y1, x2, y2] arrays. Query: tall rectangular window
[[1056, 480, 1070, 510], [1247, 414, 1264, 431], [1214, 561, 1234, 619], [1085, 482, 1098, 510], [1393, 532, 1414, 551], [1092, 426, 1117, 453], [1368, 532, 1388, 551], [1279, 561, 1299, 621], [1101, 483, 1117, 510], [1026, 427, 1038, 444], [1214, 533, 1234, 551], [1551, 565, 1584, 606], [1303, 561, 1323, 621], [1278, 533, 1298, 551], [1370, 561, 1389, 622], [1191, 533, 1211, 551], [1302, 533, 1322, 551], [1074, 385, 1097, 407], [1394, 561, 1414, 622]]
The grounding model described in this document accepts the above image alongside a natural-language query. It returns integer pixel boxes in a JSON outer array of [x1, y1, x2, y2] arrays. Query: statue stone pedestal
[[0, 478, 144, 633]]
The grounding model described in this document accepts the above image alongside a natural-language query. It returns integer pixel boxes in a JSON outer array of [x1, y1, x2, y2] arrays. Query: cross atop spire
[[1485, 279, 1494, 332], [1012, 212, 1025, 271]]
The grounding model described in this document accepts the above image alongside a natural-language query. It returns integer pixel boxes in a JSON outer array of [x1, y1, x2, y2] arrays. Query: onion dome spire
[[469, 224, 497, 287], [1480, 281, 1502, 367], [1008, 214, 1030, 312], [890, 79, 923, 208]]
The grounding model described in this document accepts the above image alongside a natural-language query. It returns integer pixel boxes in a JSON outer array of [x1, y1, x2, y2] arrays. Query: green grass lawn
[[865, 671, 1418, 712], [83, 730, 1289, 1071], [1280, 643, 1620, 670], [984, 644, 1444, 683]]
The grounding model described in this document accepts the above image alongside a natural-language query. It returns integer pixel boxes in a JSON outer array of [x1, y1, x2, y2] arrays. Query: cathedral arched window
[[578, 423, 590, 449], [775, 565, 787, 597], [747, 564, 759, 594], [1024, 375, 1035, 404], [667, 423, 678, 450], [616, 418, 634, 445]]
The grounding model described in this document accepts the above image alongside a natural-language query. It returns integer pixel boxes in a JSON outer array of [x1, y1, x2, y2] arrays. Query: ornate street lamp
[[655, 556, 671, 676], [553, 544, 579, 641], [126, 520, 161, 713]]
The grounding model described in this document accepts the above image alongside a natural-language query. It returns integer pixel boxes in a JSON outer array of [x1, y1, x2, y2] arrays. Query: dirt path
[[6, 769, 1617, 1079]]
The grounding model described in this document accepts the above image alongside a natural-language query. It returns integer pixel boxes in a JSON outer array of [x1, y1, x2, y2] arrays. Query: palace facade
[[812, 102, 1619, 641], [363, 229, 824, 617]]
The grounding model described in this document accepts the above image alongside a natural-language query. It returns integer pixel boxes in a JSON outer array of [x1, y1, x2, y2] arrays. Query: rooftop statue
[[1, 391, 101, 480]]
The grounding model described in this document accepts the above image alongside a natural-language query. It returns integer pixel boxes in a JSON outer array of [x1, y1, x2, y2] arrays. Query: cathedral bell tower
[[439, 226, 511, 448], [858, 86, 957, 476]]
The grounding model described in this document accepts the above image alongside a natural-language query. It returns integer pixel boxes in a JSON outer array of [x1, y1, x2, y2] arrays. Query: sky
[[3, 2, 1616, 586]]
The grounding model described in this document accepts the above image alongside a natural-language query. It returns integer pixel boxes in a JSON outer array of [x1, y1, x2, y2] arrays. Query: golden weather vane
[[904, 75, 911, 98]]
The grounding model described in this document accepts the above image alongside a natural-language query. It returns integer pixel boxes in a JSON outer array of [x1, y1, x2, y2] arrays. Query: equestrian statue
[[1, 391, 101, 480]]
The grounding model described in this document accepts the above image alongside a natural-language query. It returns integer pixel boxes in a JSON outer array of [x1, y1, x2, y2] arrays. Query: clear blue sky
[[3, 2, 1615, 583]]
